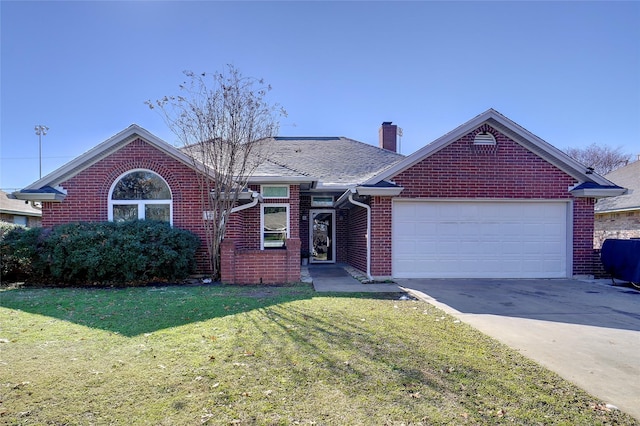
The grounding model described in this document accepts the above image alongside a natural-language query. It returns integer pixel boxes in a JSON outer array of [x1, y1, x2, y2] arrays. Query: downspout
[[348, 191, 372, 281], [230, 191, 260, 214]]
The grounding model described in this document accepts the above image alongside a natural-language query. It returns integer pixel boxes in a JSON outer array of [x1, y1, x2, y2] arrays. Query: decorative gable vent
[[473, 132, 497, 145]]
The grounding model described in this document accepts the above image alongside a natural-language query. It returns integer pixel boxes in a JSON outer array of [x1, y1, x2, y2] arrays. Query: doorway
[[310, 210, 335, 263]]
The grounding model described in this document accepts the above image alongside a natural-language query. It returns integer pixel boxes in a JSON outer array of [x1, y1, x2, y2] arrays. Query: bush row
[[0, 220, 200, 286]]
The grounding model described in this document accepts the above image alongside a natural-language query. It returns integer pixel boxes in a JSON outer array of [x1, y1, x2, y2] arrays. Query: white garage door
[[392, 200, 569, 278]]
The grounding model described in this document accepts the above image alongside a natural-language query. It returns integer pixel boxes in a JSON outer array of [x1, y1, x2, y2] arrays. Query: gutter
[[348, 190, 372, 281]]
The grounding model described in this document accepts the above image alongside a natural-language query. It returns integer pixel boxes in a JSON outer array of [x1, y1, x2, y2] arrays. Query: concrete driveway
[[396, 278, 640, 421]]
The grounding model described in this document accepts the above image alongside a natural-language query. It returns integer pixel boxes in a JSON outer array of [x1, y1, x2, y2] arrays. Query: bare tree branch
[[146, 66, 286, 278], [564, 143, 631, 175]]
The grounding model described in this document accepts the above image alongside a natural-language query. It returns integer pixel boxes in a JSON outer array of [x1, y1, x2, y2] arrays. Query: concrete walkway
[[307, 264, 402, 293], [306, 266, 640, 421]]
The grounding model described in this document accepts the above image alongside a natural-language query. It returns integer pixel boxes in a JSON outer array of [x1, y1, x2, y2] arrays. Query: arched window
[[108, 170, 172, 223]]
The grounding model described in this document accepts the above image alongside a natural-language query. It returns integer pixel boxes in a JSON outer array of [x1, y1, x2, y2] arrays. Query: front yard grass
[[0, 283, 635, 425]]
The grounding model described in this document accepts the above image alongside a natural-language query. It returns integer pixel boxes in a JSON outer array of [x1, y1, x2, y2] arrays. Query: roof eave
[[355, 186, 404, 197], [595, 206, 640, 214], [0, 208, 42, 217], [12, 191, 66, 202], [247, 176, 316, 184], [570, 187, 628, 199]]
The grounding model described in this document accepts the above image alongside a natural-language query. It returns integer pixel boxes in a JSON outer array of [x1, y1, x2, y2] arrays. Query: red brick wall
[[346, 204, 368, 273], [394, 125, 576, 199], [41, 138, 212, 271], [221, 185, 302, 284], [221, 238, 301, 284], [299, 195, 311, 253], [335, 208, 349, 262], [368, 124, 593, 277], [572, 197, 596, 275], [370, 196, 393, 277]]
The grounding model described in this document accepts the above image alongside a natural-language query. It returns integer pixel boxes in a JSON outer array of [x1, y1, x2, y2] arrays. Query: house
[[13, 109, 625, 283], [0, 190, 42, 227], [594, 160, 640, 247]]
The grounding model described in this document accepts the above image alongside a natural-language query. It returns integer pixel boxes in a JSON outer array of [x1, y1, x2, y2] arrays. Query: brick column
[[285, 238, 301, 282], [220, 238, 236, 284]]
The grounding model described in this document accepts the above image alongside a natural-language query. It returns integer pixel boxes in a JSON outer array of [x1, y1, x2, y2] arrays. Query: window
[[13, 215, 27, 226], [311, 196, 334, 207], [261, 204, 289, 249], [261, 185, 289, 199], [109, 170, 172, 223]]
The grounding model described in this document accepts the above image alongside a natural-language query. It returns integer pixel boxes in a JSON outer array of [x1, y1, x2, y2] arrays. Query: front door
[[310, 210, 335, 263]]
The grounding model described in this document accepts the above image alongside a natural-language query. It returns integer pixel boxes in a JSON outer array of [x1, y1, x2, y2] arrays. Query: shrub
[[0, 224, 44, 282], [0, 221, 200, 286]]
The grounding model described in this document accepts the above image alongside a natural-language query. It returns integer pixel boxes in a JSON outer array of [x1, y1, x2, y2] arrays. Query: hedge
[[0, 220, 200, 286]]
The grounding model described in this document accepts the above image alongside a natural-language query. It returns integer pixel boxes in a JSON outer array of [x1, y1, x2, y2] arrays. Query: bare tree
[[564, 143, 631, 175], [147, 66, 286, 278]]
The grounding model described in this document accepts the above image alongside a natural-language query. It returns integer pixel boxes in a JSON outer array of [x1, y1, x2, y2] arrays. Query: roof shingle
[[595, 160, 640, 212]]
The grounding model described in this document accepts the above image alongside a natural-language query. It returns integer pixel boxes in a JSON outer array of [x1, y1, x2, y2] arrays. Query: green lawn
[[0, 283, 635, 425]]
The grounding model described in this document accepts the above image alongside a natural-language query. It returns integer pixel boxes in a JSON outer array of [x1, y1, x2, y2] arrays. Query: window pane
[[263, 206, 287, 231], [263, 206, 287, 249], [263, 232, 286, 248], [262, 186, 289, 198], [145, 204, 170, 222], [113, 205, 138, 222], [311, 196, 334, 207], [13, 216, 27, 226], [112, 171, 171, 200]]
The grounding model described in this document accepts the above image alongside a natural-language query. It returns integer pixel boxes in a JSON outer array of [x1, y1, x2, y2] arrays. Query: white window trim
[[260, 203, 290, 250], [107, 169, 173, 224], [261, 184, 290, 199]]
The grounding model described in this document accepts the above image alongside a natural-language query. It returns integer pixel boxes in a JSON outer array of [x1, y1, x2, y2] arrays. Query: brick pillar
[[220, 239, 236, 284], [285, 238, 301, 283]]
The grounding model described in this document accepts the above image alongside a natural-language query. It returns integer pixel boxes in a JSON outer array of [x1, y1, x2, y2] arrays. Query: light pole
[[34, 125, 49, 179]]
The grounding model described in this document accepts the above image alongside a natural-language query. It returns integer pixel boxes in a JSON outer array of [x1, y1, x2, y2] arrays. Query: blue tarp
[[601, 239, 640, 283]]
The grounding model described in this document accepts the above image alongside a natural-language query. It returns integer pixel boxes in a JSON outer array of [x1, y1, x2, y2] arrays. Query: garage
[[392, 200, 570, 278]]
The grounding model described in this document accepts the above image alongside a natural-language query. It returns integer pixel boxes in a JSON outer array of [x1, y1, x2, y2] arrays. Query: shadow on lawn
[[0, 283, 399, 337]]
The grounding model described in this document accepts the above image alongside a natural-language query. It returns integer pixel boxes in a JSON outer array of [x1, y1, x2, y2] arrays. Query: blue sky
[[1, 1, 639, 191]]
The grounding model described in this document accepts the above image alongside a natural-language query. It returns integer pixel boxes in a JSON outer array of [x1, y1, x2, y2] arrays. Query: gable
[[393, 124, 577, 199], [367, 109, 618, 190], [21, 125, 200, 193], [61, 138, 191, 197]]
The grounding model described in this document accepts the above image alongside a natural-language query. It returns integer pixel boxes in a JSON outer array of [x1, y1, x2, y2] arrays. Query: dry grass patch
[[0, 284, 635, 425]]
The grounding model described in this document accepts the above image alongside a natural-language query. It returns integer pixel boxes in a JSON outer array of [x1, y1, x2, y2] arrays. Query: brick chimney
[[379, 121, 397, 152]]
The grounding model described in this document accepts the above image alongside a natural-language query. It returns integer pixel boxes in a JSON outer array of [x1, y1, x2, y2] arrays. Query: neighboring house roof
[[595, 160, 640, 213], [366, 109, 623, 197], [0, 190, 42, 217]]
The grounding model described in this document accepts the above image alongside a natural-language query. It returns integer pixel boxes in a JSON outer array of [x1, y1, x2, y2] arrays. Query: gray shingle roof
[[253, 159, 311, 179], [261, 137, 405, 189], [0, 190, 42, 216], [595, 160, 640, 212]]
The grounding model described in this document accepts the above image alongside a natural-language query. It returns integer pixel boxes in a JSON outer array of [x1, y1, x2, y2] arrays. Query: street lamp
[[34, 125, 49, 179]]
